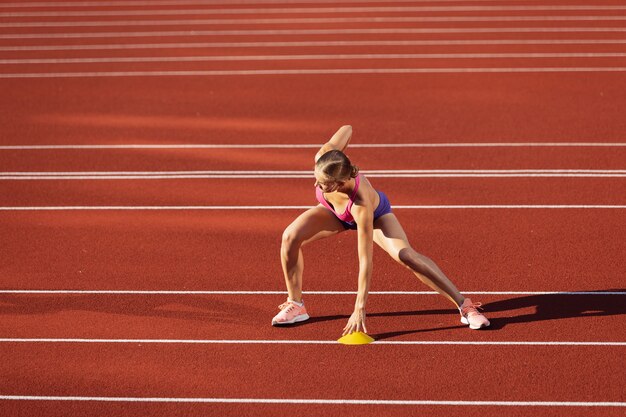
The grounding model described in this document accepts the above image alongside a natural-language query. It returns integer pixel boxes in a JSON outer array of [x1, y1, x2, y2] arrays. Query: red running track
[[1, 292, 625, 342], [1, 209, 625, 292], [3, 73, 626, 146], [0, 342, 625, 417], [1, 1, 626, 416], [3, 145, 626, 171]]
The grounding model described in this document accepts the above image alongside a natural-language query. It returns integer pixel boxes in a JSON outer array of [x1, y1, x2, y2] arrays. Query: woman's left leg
[[373, 213, 490, 328], [373, 213, 464, 307]]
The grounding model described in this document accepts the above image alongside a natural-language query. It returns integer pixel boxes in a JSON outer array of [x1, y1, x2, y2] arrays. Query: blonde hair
[[315, 150, 359, 181]]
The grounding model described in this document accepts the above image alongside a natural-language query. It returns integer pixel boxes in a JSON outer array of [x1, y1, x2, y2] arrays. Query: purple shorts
[[340, 191, 392, 230]]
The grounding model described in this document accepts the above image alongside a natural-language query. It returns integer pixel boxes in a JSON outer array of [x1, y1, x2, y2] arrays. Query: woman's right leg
[[281, 204, 346, 302]]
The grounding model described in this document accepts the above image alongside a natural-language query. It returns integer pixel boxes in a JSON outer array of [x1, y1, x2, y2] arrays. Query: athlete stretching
[[272, 125, 489, 335]]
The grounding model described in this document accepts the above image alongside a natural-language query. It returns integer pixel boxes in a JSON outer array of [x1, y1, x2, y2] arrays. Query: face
[[314, 170, 344, 193]]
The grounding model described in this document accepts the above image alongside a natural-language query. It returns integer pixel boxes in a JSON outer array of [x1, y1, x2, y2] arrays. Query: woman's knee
[[398, 248, 432, 273], [281, 226, 303, 252]]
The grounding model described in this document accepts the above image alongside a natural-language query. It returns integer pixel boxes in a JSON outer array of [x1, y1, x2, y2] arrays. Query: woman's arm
[[315, 125, 353, 162], [342, 202, 373, 335]]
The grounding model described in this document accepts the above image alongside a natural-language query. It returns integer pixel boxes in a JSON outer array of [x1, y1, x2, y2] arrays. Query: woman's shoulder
[[353, 174, 377, 207], [358, 173, 375, 191]]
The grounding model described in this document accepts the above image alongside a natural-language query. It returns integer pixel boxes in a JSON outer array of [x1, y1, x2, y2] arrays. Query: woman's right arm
[[315, 125, 352, 162]]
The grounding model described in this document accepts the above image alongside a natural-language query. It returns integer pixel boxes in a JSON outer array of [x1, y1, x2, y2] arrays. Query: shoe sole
[[272, 313, 310, 326], [460, 316, 490, 330]]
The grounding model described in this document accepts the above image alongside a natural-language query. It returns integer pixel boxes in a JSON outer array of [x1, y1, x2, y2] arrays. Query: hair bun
[[316, 150, 357, 181]]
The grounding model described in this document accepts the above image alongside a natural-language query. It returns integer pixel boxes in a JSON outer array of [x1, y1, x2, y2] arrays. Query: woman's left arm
[[342, 203, 374, 335]]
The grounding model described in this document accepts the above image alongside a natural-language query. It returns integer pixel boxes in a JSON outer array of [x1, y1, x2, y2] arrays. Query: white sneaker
[[460, 298, 490, 330], [271, 300, 310, 326]]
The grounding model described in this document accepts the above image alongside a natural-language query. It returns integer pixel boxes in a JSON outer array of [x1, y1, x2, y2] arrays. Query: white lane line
[[6, 16, 626, 27], [4, 67, 626, 78], [3, 28, 626, 40], [0, 205, 307, 210], [10, 170, 620, 174], [0, 339, 625, 347], [3, 5, 626, 16], [2, 170, 626, 180], [2, 205, 626, 211], [5, 52, 626, 65], [1, 290, 623, 295], [4, 39, 626, 52], [0, 395, 624, 407], [0, 0, 617, 7], [12, 170, 626, 175], [1, 143, 625, 150], [13, 176, 626, 179]]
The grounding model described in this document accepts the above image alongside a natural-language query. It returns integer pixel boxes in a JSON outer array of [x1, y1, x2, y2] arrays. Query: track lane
[[4, 28, 626, 42], [4, 59, 626, 79], [1, 400, 624, 417], [4, 43, 626, 61], [1, 292, 624, 342], [2, 146, 626, 171], [2, 72, 626, 146], [3, 23, 626, 38], [0, 209, 624, 292], [5, 31, 626, 50], [2, 0, 626, 8], [10, 3, 622, 18], [0, 342, 624, 417], [5, 13, 626, 26], [3, 6, 626, 21], [1, 177, 626, 206]]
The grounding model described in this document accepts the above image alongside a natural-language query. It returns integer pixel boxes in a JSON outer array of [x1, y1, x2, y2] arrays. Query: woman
[[272, 125, 489, 335]]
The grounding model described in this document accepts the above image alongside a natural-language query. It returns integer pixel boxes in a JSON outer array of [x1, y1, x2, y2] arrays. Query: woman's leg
[[281, 204, 346, 302], [373, 213, 465, 307]]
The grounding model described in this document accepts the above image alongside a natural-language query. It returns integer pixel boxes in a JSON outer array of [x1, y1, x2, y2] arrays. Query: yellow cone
[[337, 331, 375, 345]]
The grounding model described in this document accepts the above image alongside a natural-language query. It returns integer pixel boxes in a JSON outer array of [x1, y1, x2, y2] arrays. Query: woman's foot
[[459, 298, 490, 329], [271, 300, 310, 326]]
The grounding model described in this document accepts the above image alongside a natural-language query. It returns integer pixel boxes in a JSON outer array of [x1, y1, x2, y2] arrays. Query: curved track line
[[1, 339, 625, 346], [4, 5, 626, 17], [2, 205, 626, 210], [0, 395, 624, 407], [1, 290, 624, 295], [4, 68, 626, 78], [4, 53, 626, 65], [5, 169, 622, 174], [4, 27, 626, 40], [0, 170, 626, 181], [2, 143, 625, 149], [6, 16, 626, 27], [0, 0, 613, 7], [4, 39, 626, 52]]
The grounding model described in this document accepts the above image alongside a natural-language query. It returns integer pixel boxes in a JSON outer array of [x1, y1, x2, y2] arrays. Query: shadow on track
[[0, 294, 265, 324], [283, 289, 626, 340], [302, 308, 458, 326], [284, 308, 467, 339], [2, 290, 623, 337], [483, 289, 626, 330]]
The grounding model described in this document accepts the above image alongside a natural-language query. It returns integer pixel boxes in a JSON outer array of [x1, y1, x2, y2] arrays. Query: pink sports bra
[[315, 174, 361, 224]]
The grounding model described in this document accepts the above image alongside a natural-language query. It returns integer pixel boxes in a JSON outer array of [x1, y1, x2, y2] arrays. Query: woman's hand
[[342, 308, 367, 336]]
